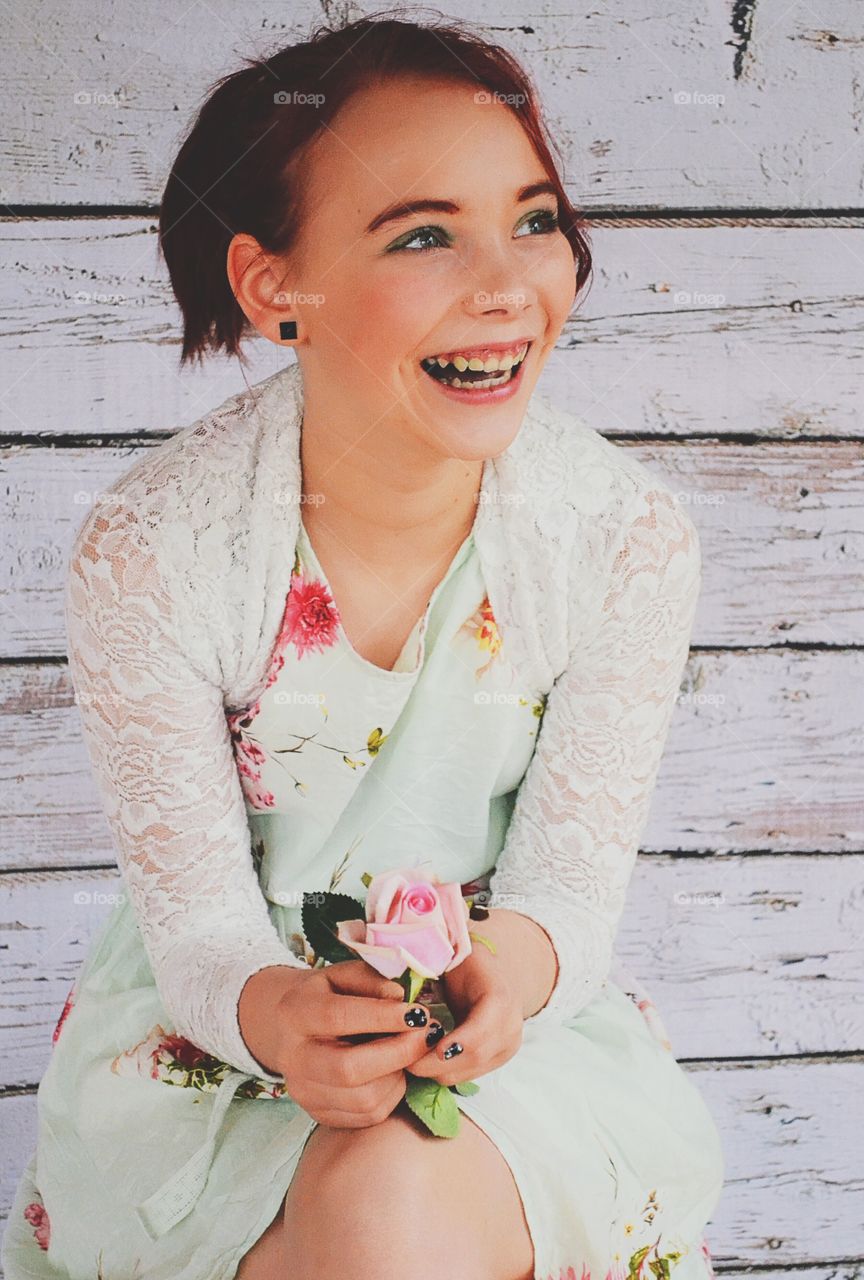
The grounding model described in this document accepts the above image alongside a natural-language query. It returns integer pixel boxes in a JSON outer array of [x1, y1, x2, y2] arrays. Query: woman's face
[[278, 74, 579, 462]]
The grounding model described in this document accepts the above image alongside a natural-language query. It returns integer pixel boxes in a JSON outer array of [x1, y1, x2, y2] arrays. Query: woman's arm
[[65, 499, 308, 1082], [487, 484, 702, 1026]]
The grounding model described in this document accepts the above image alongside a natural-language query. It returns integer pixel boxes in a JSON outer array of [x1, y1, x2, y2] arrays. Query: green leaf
[[301, 891, 366, 964], [404, 1078, 461, 1138], [360, 871, 373, 889], [451, 1080, 480, 1096], [404, 968, 427, 1004]]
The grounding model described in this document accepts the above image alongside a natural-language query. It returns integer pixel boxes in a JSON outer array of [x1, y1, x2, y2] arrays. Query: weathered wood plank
[[1, 651, 861, 868], [1, 857, 861, 1087], [1, 221, 863, 439], [2, 1060, 863, 1268], [695, 1058, 864, 1268], [2, 2, 863, 208], [2, 440, 862, 656]]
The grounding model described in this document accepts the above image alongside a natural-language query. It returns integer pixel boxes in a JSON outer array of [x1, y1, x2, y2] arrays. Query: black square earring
[[279, 320, 298, 341]]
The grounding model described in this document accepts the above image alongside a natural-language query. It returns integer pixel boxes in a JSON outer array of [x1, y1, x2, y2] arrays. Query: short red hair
[[158, 10, 593, 368]]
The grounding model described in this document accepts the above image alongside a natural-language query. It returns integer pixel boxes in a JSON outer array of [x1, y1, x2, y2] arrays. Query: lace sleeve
[[488, 486, 702, 1026], [64, 499, 308, 1081]]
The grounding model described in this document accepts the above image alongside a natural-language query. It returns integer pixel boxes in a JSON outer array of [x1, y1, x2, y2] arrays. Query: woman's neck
[[298, 413, 484, 570]]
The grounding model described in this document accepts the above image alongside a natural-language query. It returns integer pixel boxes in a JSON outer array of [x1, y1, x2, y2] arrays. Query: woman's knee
[[284, 1102, 441, 1216], [281, 1100, 535, 1279]]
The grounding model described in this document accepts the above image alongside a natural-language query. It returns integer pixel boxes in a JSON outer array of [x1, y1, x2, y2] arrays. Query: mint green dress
[[2, 520, 724, 1280]]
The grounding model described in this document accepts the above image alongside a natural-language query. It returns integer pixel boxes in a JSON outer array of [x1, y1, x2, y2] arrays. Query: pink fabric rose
[[336, 868, 473, 979]]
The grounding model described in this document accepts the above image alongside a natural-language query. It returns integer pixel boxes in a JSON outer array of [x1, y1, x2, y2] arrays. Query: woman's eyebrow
[[364, 179, 558, 235]]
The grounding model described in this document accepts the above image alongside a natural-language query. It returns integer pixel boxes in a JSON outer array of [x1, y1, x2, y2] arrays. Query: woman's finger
[[311, 990, 433, 1039], [287, 1052, 408, 1113], [324, 960, 405, 1001], [406, 992, 520, 1083]]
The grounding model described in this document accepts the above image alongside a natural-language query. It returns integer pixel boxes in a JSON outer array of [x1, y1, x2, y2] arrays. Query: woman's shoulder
[[70, 367, 299, 572], [65, 368, 301, 697], [501, 391, 700, 674], [514, 389, 686, 530], [105, 369, 287, 523]]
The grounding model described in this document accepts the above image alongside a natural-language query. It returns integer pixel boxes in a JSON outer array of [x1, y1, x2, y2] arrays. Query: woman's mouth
[[419, 341, 531, 402]]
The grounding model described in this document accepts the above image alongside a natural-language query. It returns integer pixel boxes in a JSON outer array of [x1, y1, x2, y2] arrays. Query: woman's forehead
[[300, 82, 541, 217]]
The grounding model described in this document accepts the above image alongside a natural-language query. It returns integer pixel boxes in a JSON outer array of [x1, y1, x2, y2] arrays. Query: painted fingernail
[[442, 1041, 464, 1059], [425, 1022, 444, 1048], [404, 1006, 428, 1027]]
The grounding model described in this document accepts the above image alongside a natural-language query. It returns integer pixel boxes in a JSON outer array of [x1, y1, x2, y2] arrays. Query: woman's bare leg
[[280, 1099, 535, 1280], [234, 1200, 288, 1279]]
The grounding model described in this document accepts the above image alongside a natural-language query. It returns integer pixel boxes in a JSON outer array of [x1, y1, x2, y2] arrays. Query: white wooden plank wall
[[1, 2, 863, 1275]]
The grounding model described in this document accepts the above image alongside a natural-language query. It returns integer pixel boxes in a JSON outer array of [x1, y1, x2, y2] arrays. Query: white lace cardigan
[[64, 360, 702, 1083]]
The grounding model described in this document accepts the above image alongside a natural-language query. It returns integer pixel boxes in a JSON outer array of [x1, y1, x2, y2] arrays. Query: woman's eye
[[389, 226, 449, 253], [516, 208, 560, 236], [387, 208, 560, 254]]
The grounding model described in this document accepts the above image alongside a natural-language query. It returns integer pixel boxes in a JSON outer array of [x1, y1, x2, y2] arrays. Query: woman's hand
[[240, 959, 441, 1129], [404, 947, 524, 1086]]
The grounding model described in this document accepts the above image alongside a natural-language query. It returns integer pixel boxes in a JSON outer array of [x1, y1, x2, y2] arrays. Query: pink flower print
[[156, 1034, 212, 1074], [23, 1201, 50, 1251], [111, 1023, 286, 1099], [52, 984, 76, 1046], [279, 571, 341, 661], [225, 570, 339, 808], [227, 711, 276, 809]]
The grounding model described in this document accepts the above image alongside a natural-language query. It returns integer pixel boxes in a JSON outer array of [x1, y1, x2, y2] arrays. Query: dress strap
[[134, 1070, 253, 1240]]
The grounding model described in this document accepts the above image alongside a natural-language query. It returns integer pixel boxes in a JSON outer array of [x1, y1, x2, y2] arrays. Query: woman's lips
[[419, 341, 530, 404]]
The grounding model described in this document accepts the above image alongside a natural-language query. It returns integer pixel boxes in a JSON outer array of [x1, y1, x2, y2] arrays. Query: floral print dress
[[2, 519, 723, 1280]]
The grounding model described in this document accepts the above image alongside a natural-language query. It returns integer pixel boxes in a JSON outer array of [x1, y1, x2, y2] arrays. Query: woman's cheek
[[540, 240, 582, 316]]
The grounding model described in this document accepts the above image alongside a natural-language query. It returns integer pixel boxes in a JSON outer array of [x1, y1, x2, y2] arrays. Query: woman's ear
[[226, 233, 300, 348]]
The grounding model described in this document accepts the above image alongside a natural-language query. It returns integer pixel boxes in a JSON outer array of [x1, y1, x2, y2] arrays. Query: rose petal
[[435, 883, 474, 969], [366, 921, 454, 977]]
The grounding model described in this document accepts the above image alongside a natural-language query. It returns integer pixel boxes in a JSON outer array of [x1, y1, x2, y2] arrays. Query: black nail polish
[[443, 1041, 463, 1059], [404, 1006, 427, 1027], [425, 1022, 444, 1047]]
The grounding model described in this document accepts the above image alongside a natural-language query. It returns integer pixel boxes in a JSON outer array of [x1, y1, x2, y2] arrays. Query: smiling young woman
[[1, 13, 724, 1280]]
